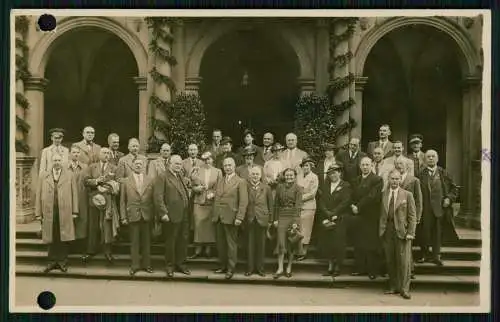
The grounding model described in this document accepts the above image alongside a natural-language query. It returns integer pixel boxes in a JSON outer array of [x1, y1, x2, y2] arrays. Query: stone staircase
[[15, 223, 482, 290]]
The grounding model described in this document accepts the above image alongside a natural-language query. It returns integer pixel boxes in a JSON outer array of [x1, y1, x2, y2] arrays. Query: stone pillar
[[24, 77, 49, 164], [353, 76, 368, 140], [457, 75, 482, 229], [298, 77, 315, 97], [15, 27, 27, 156], [16, 156, 37, 223], [330, 19, 350, 147], [134, 76, 149, 153], [185, 77, 202, 95], [173, 20, 186, 93], [314, 19, 330, 94]]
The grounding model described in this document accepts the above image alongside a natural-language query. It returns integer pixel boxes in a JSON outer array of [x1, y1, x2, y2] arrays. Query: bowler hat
[[221, 136, 232, 145], [409, 134, 423, 144], [326, 162, 343, 174], [49, 128, 65, 137], [242, 146, 257, 156], [323, 143, 336, 151], [271, 142, 285, 152], [300, 156, 316, 167], [91, 193, 107, 210]]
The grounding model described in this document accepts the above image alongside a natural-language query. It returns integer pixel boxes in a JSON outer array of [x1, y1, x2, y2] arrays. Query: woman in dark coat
[[272, 168, 303, 278], [318, 162, 352, 277]]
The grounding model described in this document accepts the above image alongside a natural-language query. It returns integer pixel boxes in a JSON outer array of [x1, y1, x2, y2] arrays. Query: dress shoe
[[333, 269, 341, 277], [214, 268, 227, 274], [415, 257, 425, 264], [224, 271, 234, 280], [130, 268, 139, 276], [256, 270, 266, 277], [244, 271, 252, 277], [59, 263, 68, 273], [144, 267, 154, 274], [322, 270, 333, 277], [368, 274, 376, 280], [105, 254, 114, 266], [43, 263, 58, 274], [285, 272, 292, 278], [175, 266, 191, 275], [384, 289, 399, 295], [188, 253, 201, 260], [433, 259, 444, 266], [351, 272, 364, 276], [166, 269, 174, 278], [296, 255, 306, 261], [401, 292, 411, 299], [81, 254, 93, 263], [273, 271, 284, 279], [411, 273, 416, 280]]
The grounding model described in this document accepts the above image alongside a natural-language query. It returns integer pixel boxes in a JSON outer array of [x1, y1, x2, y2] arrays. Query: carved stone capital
[[462, 75, 482, 91], [298, 77, 315, 93], [133, 76, 147, 91], [355, 76, 368, 91], [24, 77, 49, 91], [185, 76, 202, 93]]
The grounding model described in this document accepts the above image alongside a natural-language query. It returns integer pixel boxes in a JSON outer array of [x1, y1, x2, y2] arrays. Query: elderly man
[[236, 146, 263, 181], [183, 143, 204, 179], [336, 138, 367, 185], [39, 128, 69, 174], [82, 148, 120, 264], [262, 132, 275, 162], [36, 153, 79, 273], [148, 143, 171, 179], [383, 141, 414, 177], [367, 124, 394, 159], [67, 145, 89, 247], [208, 129, 223, 160], [120, 158, 154, 276], [417, 150, 458, 266], [215, 137, 238, 170], [280, 133, 308, 174], [408, 134, 426, 176], [236, 129, 264, 166], [107, 133, 124, 166], [379, 169, 417, 300], [213, 157, 248, 279], [154, 155, 191, 278], [75, 126, 101, 165], [116, 138, 148, 181], [372, 147, 392, 189]]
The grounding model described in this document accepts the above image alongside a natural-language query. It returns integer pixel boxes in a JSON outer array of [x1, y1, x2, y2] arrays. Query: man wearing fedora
[[82, 148, 119, 265], [236, 146, 263, 181], [74, 126, 101, 165], [39, 128, 69, 174], [36, 152, 79, 273], [215, 137, 238, 170], [367, 124, 394, 159], [336, 138, 367, 186], [236, 129, 264, 166], [116, 138, 148, 182], [408, 134, 426, 177], [120, 158, 154, 276]]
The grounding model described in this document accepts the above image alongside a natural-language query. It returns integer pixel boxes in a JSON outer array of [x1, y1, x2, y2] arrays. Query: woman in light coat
[[296, 157, 319, 260], [189, 151, 222, 258]]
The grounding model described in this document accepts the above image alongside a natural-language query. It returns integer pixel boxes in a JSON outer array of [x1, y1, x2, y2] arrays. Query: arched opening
[[44, 27, 139, 151], [362, 24, 463, 181], [199, 28, 301, 148]]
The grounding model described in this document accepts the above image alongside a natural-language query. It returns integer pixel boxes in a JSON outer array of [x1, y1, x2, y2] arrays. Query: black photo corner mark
[[37, 14, 56, 32], [37, 291, 56, 310]]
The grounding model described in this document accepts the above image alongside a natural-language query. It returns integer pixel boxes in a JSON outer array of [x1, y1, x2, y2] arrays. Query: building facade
[[14, 16, 483, 228]]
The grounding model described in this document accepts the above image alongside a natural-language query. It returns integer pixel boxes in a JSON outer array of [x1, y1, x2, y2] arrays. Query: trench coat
[[35, 169, 79, 244], [67, 162, 89, 239]]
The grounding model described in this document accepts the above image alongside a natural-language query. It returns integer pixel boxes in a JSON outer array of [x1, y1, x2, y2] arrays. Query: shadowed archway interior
[[199, 28, 300, 148], [44, 27, 139, 151], [362, 24, 463, 178]]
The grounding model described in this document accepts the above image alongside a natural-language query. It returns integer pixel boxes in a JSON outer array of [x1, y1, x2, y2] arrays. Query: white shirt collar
[[361, 173, 370, 179], [330, 180, 341, 192]]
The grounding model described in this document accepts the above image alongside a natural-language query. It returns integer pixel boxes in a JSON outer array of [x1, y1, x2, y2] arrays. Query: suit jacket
[[279, 148, 308, 174], [419, 166, 457, 218], [148, 157, 168, 179], [400, 174, 423, 223], [116, 153, 148, 181], [236, 164, 263, 181], [262, 145, 274, 162], [109, 149, 125, 166], [191, 166, 222, 205], [75, 140, 101, 165], [352, 173, 383, 218], [379, 188, 417, 239], [83, 162, 118, 193], [367, 140, 394, 159], [246, 182, 274, 227], [182, 157, 204, 178], [383, 155, 414, 179], [39, 145, 70, 174], [236, 144, 265, 166], [120, 174, 154, 223], [67, 161, 89, 239], [154, 170, 190, 223], [208, 143, 224, 160], [336, 149, 368, 184], [407, 151, 426, 177], [213, 174, 249, 224], [318, 180, 352, 222]]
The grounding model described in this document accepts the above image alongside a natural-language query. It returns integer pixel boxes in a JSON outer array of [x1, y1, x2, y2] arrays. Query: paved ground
[[15, 276, 479, 308]]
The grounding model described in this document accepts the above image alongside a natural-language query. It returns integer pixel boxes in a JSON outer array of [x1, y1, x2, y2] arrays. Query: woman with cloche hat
[[296, 156, 319, 261], [189, 151, 223, 258]]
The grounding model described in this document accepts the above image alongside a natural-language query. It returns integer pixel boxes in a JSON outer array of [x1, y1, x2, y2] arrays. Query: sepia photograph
[[10, 9, 490, 312]]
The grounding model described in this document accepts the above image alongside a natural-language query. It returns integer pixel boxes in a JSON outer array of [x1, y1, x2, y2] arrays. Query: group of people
[[34, 124, 459, 300]]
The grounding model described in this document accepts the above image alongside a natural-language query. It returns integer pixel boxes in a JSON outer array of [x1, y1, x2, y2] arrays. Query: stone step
[[15, 263, 479, 290], [16, 250, 480, 275], [16, 238, 483, 261]]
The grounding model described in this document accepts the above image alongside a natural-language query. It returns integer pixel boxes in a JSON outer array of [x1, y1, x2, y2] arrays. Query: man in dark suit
[[236, 129, 264, 166], [318, 163, 352, 276], [350, 156, 383, 279], [107, 133, 124, 166], [120, 158, 154, 276], [367, 124, 394, 159], [417, 150, 458, 266], [379, 169, 417, 299], [336, 138, 367, 185], [262, 132, 275, 162], [154, 154, 191, 278], [213, 157, 249, 279], [215, 137, 238, 170], [408, 134, 426, 177], [244, 166, 273, 277]]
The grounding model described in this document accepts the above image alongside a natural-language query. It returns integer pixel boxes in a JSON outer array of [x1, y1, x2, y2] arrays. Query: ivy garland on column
[[145, 17, 207, 156], [294, 18, 358, 160], [15, 15, 31, 153]]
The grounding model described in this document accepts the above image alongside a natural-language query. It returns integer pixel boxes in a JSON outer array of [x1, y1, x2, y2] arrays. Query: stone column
[[185, 77, 202, 95], [173, 20, 186, 93], [24, 77, 49, 163], [457, 75, 482, 229], [330, 19, 350, 147], [15, 27, 27, 156], [134, 76, 149, 153], [314, 19, 329, 94], [298, 77, 315, 97], [353, 76, 368, 139], [16, 156, 37, 223]]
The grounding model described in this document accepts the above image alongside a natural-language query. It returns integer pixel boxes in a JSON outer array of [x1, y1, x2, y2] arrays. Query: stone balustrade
[[15, 156, 36, 224]]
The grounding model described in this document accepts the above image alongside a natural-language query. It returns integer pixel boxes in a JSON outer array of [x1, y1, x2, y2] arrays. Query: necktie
[[388, 190, 395, 220]]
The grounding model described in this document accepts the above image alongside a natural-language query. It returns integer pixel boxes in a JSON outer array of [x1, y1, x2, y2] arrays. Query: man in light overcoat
[[39, 128, 69, 174], [74, 126, 101, 165]]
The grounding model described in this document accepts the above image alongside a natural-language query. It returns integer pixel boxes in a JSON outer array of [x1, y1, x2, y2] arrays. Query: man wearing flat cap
[[39, 128, 69, 174], [407, 134, 425, 177], [236, 146, 263, 181], [236, 129, 264, 166], [215, 136, 238, 170]]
